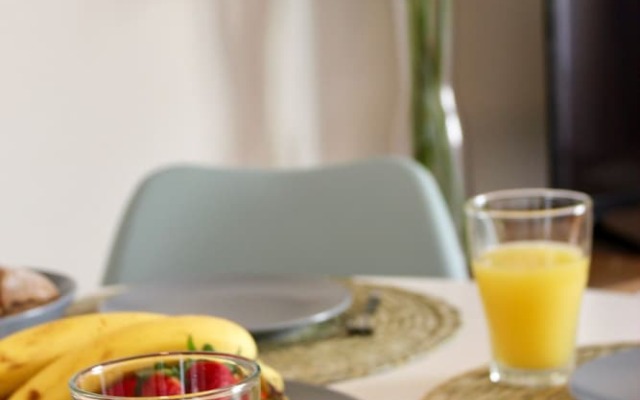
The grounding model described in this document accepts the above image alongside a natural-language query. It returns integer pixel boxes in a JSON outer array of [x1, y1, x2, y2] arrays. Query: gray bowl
[[0, 269, 76, 338]]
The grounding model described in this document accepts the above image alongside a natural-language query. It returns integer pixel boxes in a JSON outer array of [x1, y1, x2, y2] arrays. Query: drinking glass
[[69, 352, 261, 400], [465, 188, 592, 387]]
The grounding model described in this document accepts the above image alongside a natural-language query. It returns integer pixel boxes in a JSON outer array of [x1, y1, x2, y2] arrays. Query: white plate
[[285, 380, 359, 400], [569, 347, 640, 400], [101, 273, 352, 335]]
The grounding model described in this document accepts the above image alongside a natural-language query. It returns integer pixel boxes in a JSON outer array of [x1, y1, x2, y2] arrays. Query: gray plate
[[101, 273, 352, 335], [285, 380, 359, 400], [0, 269, 76, 338], [569, 348, 640, 400]]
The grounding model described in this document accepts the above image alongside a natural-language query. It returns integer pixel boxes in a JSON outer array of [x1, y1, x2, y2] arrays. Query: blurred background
[[0, 0, 637, 294]]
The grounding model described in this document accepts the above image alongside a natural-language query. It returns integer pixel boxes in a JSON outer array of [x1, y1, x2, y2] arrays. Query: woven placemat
[[423, 342, 640, 400], [257, 281, 461, 384]]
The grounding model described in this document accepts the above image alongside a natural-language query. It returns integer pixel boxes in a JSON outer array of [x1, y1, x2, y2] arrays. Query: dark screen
[[546, 0, 640, 218]]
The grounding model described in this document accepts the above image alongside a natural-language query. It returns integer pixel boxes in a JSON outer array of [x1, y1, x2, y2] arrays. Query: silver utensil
[[345, 291, 381, 335]]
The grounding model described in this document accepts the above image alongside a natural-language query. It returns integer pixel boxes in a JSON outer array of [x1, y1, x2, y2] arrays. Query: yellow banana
[[0, 311, 164, 398], [259, 360, 284, 392], [259, 360, 285, 393], [10, 314, 258, 400]]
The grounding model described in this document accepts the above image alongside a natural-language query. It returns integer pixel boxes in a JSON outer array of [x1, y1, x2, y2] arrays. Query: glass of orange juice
[[465, 188, 592, 387]]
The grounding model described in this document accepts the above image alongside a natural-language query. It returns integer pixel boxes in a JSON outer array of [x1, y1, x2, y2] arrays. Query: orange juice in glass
[[466, 189, 592, 387]]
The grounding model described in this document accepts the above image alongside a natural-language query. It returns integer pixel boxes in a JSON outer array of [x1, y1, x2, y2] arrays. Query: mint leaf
[[202, 343, 215, 352], [187, 335, 197, 351], [224, 362, 240, 376]]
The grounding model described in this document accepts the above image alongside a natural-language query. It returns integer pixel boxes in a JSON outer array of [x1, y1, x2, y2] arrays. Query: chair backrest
[[103, 157, 468, 284]]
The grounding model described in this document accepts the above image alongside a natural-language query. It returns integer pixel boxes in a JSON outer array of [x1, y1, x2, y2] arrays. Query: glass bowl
[[69, 352, 261, 400]]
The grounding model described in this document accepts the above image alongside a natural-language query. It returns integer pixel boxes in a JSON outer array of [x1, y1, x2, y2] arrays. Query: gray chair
[[103, 157, 468, 284]]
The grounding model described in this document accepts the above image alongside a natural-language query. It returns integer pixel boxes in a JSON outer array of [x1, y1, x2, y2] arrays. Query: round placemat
[[258, 281, 461, 384], [422, 342, 640, 400]]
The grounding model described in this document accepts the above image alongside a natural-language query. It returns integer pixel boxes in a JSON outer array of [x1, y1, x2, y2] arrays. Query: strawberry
[[186, 360, 236, 393], [141, 373, 183, 397], [105, 373, 139, 397]]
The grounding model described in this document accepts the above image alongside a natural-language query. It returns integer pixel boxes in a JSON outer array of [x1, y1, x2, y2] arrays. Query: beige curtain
[[211, 0, 411, 167]]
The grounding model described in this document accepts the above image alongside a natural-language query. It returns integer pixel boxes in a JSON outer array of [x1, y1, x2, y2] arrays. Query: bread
[[0, 266, 59, 316]]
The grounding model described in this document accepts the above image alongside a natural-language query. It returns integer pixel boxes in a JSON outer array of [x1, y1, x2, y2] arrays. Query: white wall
[[0, 1, 233, 294], [0, 0, 547, 295]]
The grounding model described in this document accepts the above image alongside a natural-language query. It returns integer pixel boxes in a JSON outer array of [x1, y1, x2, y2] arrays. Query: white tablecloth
[[329, 277, 640, 400]]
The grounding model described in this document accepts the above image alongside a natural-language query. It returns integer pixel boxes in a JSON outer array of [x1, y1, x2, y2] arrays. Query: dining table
[[62, 274, 640, 400], [326, 276, 640, 400]]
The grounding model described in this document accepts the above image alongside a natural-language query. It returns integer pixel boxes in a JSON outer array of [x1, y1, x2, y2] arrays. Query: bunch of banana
[[0, 311, 164, 398], [0, 312, 286, 400]]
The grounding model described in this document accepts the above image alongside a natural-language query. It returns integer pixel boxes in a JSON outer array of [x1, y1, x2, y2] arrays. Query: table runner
[[258, 281, 461, 384], [422, 342, 640, 400]]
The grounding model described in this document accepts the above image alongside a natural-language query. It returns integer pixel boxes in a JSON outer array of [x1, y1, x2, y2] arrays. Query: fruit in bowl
[[70, 352, 262, 399]]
